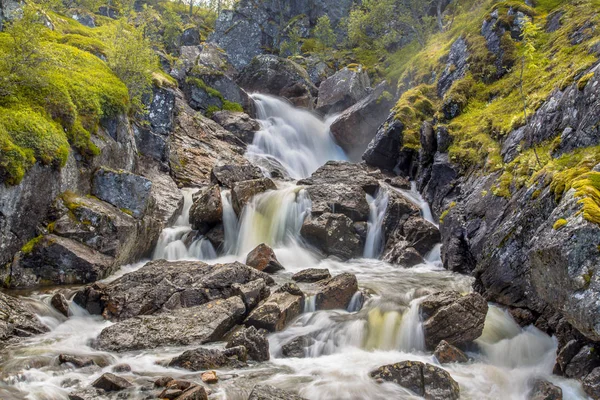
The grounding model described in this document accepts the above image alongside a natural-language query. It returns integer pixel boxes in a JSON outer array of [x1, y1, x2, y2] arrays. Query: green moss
[[578, 72, 595, 90], [553, 218, 568, 230], [21, 235, 42, 254], [222, 101, 243, 112], [301, 38, 318, 54], [185, 77, 225, 102], [392, 84, 437, 150], [439, 201, 457, 224], [205, 105, 221, 118], [119, 207, 133, 216]]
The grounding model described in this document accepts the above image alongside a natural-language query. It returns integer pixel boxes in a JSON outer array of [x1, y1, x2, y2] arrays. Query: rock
[[94, 297, 246, 352], [300, 213, 362, 260], [155, 377, 175, 387], [434, 340, 468, 364], [232, 178, 277, 215], [330, 83, 394, 160], [138, 159, 185, 227], [390, 176, 411, 189], [183, 65, 248, 114], [134, 87, 176, 165], [211, 111, 259, 144], [160, 388, 184, 399], [564, 345, 600, 379], [546, 11, 564, 33], [362, 113, 404, 171], [51, 293, 70, 317], [437, 37, 469, 97], [304, 56, 335, 87], [383, 242, 425, 267], [91, 373, 132, 391], [298, 160, 380, 195], [248, 384, 307, 400], [112, 364, 131, 373], [528, 379, 563, 400], [70, 9, 95, 28], [189, 185, 223, 232], [245, 291, 303, 332], [211, 163, 263, 188], [174, 386, 208, 400], [292, 268, 331, 283], [168, 346, 247, 371], [201, 371, 218, 384], [68, 388, 107, 400], [206, 224, 225, 250], [246, 243, 285, 274], [226, 325, 270, 362], [237, 55, 318, 108], [421, 291, 488, 350], [281, 335, 314, 358], [370, 361, 460, 400], [92, 167, 152, 219], [583, 367, 600, 399], [402, 216, 441, 255], [315, 273, 358, 310], [480, 9, 520, 80], [180, 27, 200, 46], [305, 184, 370, 222], [316, 66, 371, 114], [232, 278, 271, 311], [59, 354, 95, 368], [73, 260, 272, 320]]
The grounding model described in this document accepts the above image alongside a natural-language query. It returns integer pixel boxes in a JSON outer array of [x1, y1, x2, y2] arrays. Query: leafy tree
[[314, 15, 336, 52], [280, 25, 302, 56]]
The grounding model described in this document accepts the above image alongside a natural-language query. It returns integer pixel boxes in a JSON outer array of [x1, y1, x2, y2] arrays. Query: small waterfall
[[221, 189, 239, 254], [394, 182, 437, 227], [347, 292, 364, 313], [304, 295, 317, 313], [363, 190, 389, 259], [396, 298, 425, 352], [246, 94, 347, 179]]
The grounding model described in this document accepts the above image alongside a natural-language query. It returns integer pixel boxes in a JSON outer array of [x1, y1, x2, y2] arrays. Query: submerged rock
[[168, 346, 247, 371], [59, 354, 95, 369], [281, 335, 314, 358], [226, 325, 270, 362], [246, 243, 285, 274], [248, 384, 307, 400], [51, 293, 70, 317]]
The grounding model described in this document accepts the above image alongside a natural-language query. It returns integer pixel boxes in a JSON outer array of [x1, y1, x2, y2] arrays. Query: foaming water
[[246, 94, 347, 179], [363, 189, 389, 259]]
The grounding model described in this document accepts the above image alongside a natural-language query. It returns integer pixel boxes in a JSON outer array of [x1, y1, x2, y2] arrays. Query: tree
[[314, 15, 336, 52], [395, 0, 436, 47], [279, 25, 302, 57]]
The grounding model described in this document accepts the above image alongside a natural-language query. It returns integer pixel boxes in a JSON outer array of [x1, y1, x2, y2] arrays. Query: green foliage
[[222, 101, 243, 112], [301, 38, 318, 53], [280, 25, 302, 57], [393, 84, 437, 150], [578, 72, 595, 90], [314, 15, 336, 52], [21, 235, 42, 254]]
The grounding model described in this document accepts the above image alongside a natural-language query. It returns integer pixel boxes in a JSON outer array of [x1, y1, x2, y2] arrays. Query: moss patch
[[553, 218, 568, 230], [21, 235, 42, 254]]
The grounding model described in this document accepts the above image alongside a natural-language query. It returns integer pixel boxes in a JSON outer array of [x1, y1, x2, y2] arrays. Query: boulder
[[315, 273, 358, 310], [329, 83, 394, 160], [180, 28, 200, 46], [183, 66, 247, 114], [226, 325, 270, 361], [528, 379, 563, 400], [480, 9, 520, 80], [95, 297, 246, 352], [189, 185, 223, 233], [68, 388, 107, 400], [248, 384, 307, 400], [168, 346, 247, 371], [174, 386, 208, 400], [232, 278, 271, 311], [245, 291, 304, 332], [246, 243, 284, 273], [51, 293, 70, 317], [316, 66, 371, 114], [281, 335, 314, 358], [305, 184, 370, 222], [402, 216, 441, 255], [434, 340, 468, 364], [300, 213, 362, 260], [73, 260, 272, 320], [112, 364, 131, 373], [59, 354, 94, 368], [237, 55, 318, 108], [363, 113, 405, 172], [92, 167, 152, 219], [211, 111, 260, 144], [211, 164, 263, 188], [292, 268, 331, 283], [232, 178, 277, 215], [564, 345, 600, 379], [134, 87, 176, 165], [297, 161, 380, 195], [370, 361, 460, 400], [437, 37, 469, 97], [91, 373, 132, 391], [420, 291, 488, 350], [583, 367, 600, 399], [383, 242, 425, 267], [201, 370, 218, 384]]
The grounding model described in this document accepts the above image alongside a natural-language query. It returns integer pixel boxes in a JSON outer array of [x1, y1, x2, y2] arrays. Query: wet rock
[[206, 224, 225, 250], [248, 384, 307, 400], [91, 373, 132, 391], [174, 385, 208, 400], [389, 176, 411, 190], [232, 178, 277, 215], [232, 278, 271, 311], [292, 268, 331, 283], [281, 335, 314, 358], [305, 184, 370, 222], [370, 361, 460, 400], [564, 345, 600, 379], [528, 379, 563, 400], [316, 66, 371, 114], [403, 216, 441, 255], [434, 340, 468, 364], [211, 111, 259, 144], [300, 213, 362, 260], [74, 260, 271, 320], [51, 293, 70, 317], [226, 325, 270, 362], [180, 27, 200, 46], [211, 163, 263, 188], [59, 354, 95, 368], [168, 346, 247, 371], [95, 297, 246, 352], [237, 55, 318, 108], [315, 273, 358, 311], [297, 161, 380, 195], [68, 388, 107, 400], [189, 185, 223, 233], [383, 241, 424, 267], [112, 363, 131, 373], [201, 371, 218, 384], [246, 243, 284, 274], [245, 291, 303, 332], [437, 37, 469, 97], [330, 82, 394, 160], [421, 291, 488, 349], [160, 388, 184, 399], [155, 376, 175, 387], [583, 367, 600, 399], [92, 167, 152, 219]]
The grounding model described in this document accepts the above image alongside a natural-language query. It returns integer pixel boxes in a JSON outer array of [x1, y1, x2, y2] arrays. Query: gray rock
[[546, 11, 564, 33], [363, 113, 405, 171], [292, 268, 331, 283], [174, 385, 208, 400], [564, 345, 600, 379], [300, 213, 362, 260], [383, 242, 425, 267], [315, 273, 358, 310], [246, 243, 284, 273], [51, 293, 70, 317], [232, 178, 277, 215], [95, 296, 246, 352], [134, 87, 176, 165], [297, 160, 380, 195], [226, 325, 270, 361], [281, 335, 314, 358], [70, 9, 95, 28], [211, 164, 263, 188], [528, 379, 563, 400], [168, 346, 247, 371], [92, 167, 152, 219], [189, 185, 223, 233], [434, 340, 468, 364], [59, 354, 95, 368], [583, 367, 600, 399], [305, 183, 370, 222], [0, 0, 23, 31], [68, 388, 108, 400], [180, 28, 200, 46], [403, 216, 441, 255], [0, 292, 48, 348], [437, 37, 469, 97], [316, 66, 371, 114], [211, 111, 259, 144], [232, 278, 271, 311], [91, 373, 132, 391], [248, 384, 307, 400], [245, 290, 304, 332]]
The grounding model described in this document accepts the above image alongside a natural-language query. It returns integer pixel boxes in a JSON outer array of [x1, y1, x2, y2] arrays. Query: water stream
[[0, 95, 589, 400]]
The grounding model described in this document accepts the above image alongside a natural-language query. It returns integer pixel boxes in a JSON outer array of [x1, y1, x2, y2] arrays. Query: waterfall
[[246, 94, 347, 179], [363, 190, 389, 259], [221, 189, 239, 254], [393, 182, 437, 227]]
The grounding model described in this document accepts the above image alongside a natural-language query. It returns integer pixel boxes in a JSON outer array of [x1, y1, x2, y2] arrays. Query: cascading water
[[363, 189, 389, 259]]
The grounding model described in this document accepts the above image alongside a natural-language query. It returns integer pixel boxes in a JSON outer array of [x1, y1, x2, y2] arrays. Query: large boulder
[[95, 297, 246, 352], [237, 55, 318, 108], [329, 83, 395, 160], [315, 273, 358, 310], [134, 87, 176, 165], [73, 260, 272, 320], [245, 290, 304, 332], [305, 184, 370, 222], [231, 178, 276, 215], [92, 167, 152, 219], [226, 325, 270, 361], [189, 185, 223, 232], [246, 243, 284, 274], [528, 379, 563, 400], [420, 291, 488, 350], [298, 160, 380, 195], [211, 111, 260, 144], [211, 163, 263, 188], [370, 361, 460, 400], [168, 346, 247, 371], [248, 385, 307, 400], [300, 213, 362, 260], [316, 66, 371, 114], [182, 65, 248, 114], [0, 292, 48, 348], [362, 113, 405, 172]]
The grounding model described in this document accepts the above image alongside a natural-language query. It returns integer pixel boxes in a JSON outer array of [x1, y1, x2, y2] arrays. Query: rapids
[[0, 95, 589, 400]]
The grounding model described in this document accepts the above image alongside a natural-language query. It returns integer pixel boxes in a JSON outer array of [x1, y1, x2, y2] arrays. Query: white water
[[0, 98, 589, 400], [363, 189, 389, 258]]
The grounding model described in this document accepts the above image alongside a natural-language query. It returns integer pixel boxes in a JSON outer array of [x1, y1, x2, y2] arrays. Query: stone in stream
[[94, 297, 246, 352], [201, 370, 218, 384], [58, 354, 95, 369], [383, 240, 425, 267], [304, 183, 371, 222], [297, 161, 380, 195], [292, 268, 331, 283], [528, 379, 563, 400], [402, 216, 442, 255], [232, 178, 277, 216], [300, 213, 362, 260], [51, 293, 70, 317], [434, 340, 468, 364], [232, 278, 271, 311], [420, 291, 488, 350], [68, 388, 107, 400], [583, 367, 600, 399], [189, 185, 223, 233], [211, 111, 260, 144], [315, 273, 358, 311], [281, 335, 314, 358], [246, 243, 285, 273], [370, 361, 460, 400], [245, 290, 304, 332], [563, 344, 600, 379], [0, 292, 49, 348], [91, 372, 133, 391], [211, 163, 263, 188], [226, 325, 270, 361], [112, 363, 131, 373], [248, 384, 307, 400], [168, 346, 247, 371]]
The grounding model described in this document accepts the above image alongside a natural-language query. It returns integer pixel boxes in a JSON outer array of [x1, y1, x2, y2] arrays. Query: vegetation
[[553, 219, 568, 230]]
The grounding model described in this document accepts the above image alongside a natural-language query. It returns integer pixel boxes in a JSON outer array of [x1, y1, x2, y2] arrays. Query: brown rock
[[51, 293, 70, 317], [91, 373, 132, 391], [232, 178, 277, 215], [315, 273, 358, 311], [292, 268, 331, 283], [434, 340, 468, 364], [528, 379, 563, 400], [201, 371, 218, 384], [246, 243, 284, 273], [245, 291, 303, 332]]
